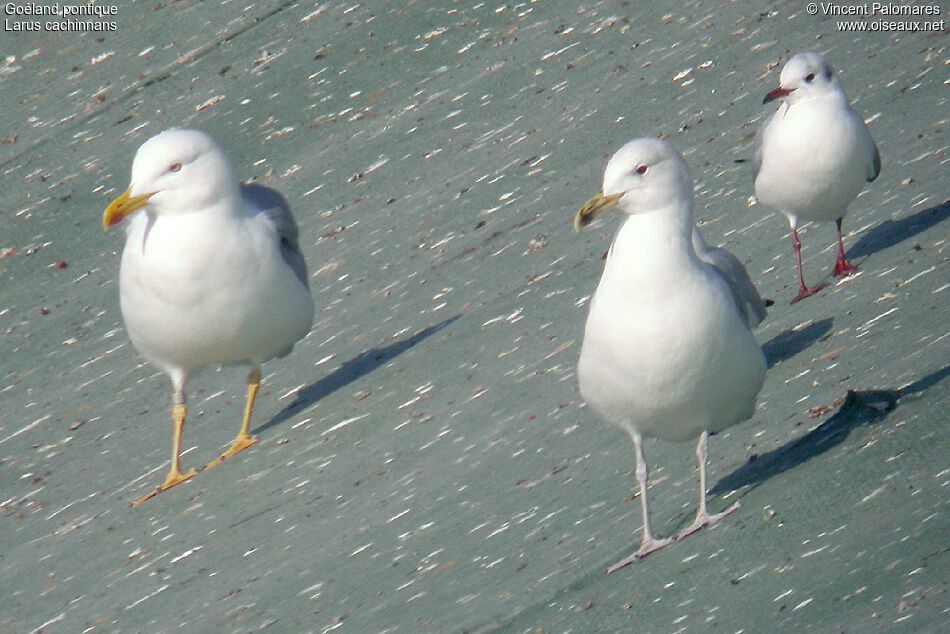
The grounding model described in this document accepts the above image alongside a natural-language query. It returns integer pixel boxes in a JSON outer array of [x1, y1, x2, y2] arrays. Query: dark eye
[[169, 162, 182, 172], [825, 69, 833, 80], [636, 165, 648, 175], [804, 73, 815, 83]]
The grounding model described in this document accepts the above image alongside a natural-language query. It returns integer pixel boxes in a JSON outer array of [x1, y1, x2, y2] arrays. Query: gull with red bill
[[102, 129, 314, 506], [754, 51, 881, 303]]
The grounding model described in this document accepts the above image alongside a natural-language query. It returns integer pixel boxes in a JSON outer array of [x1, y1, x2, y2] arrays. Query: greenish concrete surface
[[1, 1, 947, 632]]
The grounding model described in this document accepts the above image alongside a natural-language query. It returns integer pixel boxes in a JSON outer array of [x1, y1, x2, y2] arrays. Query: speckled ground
[[1, 1, 947, 632]]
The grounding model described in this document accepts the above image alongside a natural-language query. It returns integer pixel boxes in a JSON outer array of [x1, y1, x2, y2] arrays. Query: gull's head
[[763, 52, 842, 106], [102, 129, 238, 229], [574, 137, 692, 230]]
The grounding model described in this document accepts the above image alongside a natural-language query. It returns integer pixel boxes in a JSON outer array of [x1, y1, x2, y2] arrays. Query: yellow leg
[[206, 368, 260, 470], [132, 403, 198, 507]]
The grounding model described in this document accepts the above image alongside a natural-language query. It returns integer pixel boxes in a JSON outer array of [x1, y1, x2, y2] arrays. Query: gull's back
[[242, 183, 310, 289], [691, 228, 768, 329]]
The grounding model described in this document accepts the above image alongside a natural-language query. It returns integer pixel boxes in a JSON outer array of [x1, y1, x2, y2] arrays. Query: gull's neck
[[630, 197, 695, 243], [180, 184, 245, 220], [211, 184, 244, 217], [608, 198, 696, 277], [795, 87, 849, 111]]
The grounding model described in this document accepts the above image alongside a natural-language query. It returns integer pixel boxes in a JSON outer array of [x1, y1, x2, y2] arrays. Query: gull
[[102, 129, 314, 506], [754, 51, 881, 303], [575, 138, 766, 572]]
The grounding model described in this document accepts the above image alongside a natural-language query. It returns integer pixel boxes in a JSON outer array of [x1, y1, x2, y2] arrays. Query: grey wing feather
[[868, 140, 881, 182], [692, 228, 767, 329], [241, 183, 310, 289]]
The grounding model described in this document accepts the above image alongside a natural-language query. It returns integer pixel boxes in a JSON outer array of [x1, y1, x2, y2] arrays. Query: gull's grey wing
[[868, 140, 881, 182], [242, 183, 310, 289], [692, 228, 767, 329]]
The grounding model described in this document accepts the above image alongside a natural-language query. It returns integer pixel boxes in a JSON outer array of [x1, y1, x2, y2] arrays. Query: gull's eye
[[825, 68, 833, 80], [636, 165, 648, 175], [804, 73, 815, 83], [169, 162, 182, 173]]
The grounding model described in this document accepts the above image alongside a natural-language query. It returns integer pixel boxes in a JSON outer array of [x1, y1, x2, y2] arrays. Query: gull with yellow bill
[[102, 129, 313, 506], [574, 138, 766, 572]]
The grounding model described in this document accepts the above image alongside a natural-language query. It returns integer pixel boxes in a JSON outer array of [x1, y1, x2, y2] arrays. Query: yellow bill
[[102, 187, 155, 230], [573, 191, 625, 232]]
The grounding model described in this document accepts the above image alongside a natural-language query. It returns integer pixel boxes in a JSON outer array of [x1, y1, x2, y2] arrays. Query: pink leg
[[790, 227, 828, 304], [675, 431, 740, 540], [832, 218, 857, 277], [607, 430, 674, 573]]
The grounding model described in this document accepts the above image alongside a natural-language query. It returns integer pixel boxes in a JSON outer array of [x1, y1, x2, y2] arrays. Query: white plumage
[[754, 52, 881, 303], [575, 138, 766, 571], [104, 129, 313, 506]]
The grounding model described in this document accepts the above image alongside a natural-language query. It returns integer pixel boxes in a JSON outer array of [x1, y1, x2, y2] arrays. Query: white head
[[764, 52, 844, 106], [103, 129, 239, 228], [575, 137, 693, 230]]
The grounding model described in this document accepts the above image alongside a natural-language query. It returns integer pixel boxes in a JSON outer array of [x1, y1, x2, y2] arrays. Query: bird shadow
[[255, 314, 461, 435], [711, 364, 950, 495], [848, 200, 949, 260], [761, 318, 833, 368]]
